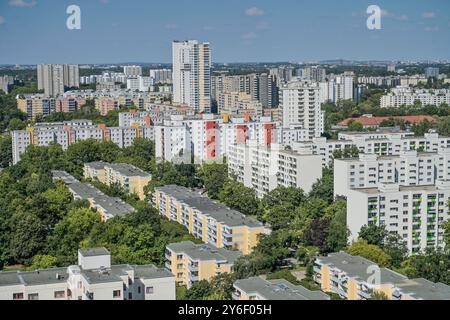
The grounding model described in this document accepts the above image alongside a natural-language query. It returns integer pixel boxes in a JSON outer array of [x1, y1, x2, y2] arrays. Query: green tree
[[218, 179, 259, 216], [401, 248, 450, 285], [346, 240, 392, 268], [30, 255, 58, 269], [185, 280, 213, 300], [309, 167, 334, 204], [0, 134, 12, 168], [358, 224, 388, 246], [325, 201, 349, 252], [199, 163, 228, 199]]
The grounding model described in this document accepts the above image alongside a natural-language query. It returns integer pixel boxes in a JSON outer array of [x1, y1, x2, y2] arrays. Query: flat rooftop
[[156, 185, 266, 228], [79, 247, 111, 257], [234, 277, 330, 300], [167, 241, 242, 263], [0, 268, 69, 287], [107, 163, 151, 178], [316, 252, 408, 285], [396, 278, 450, 300]]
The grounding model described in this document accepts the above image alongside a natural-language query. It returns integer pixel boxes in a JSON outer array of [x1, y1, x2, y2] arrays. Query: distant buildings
[[16, 94, 87, 120], [11, 120, 154, 164], [0, 247, 175, 300], [380, 86, 450, 108], [123, 65, 142, 77], [52, 170, 135, 221], [319, 75, 354, 104], [172, 40, 212, 113], [233, 277, 330, 300], [299, 66, 326, 82], [37, 64, 79, 96], [152, 185, 271, 255], [84, 162, 152, 200], [314, 251, 450, 300], [150, 69, 172, 84], [337, 115, 436, 129], [165, 241, 242, 288], [425, 67, 439, 79], [0, 75, 14, 94]]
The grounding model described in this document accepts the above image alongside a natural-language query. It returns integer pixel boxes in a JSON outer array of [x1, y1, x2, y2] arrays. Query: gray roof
[[79, 247, 111, 257], [156, 185, 266, 228], [132, 265, 174, 280], [0, 268, 69, 287], [396, 278, 450, 300], [234, 277, 330, 300], [53, 171, 135, 218], [316, 252, 408, 285], [107, 163, 151, 178], [84, 161, 107, 170], [167, 241, 242, 263]]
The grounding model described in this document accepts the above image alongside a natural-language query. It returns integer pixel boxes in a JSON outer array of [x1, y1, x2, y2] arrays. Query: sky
[[0, 0, 449, 64]]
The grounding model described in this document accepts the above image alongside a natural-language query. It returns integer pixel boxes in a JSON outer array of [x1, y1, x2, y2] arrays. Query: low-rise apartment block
[[165, 241, 242, 288], [228, 142, 322, 198], [233, 277, 330, 300], [314, 252, 450, 300], [334, 148, 450, 198], [52, 170, 135, 221], [380, 86, 450, 108], [84, 162, 151, 200], [347, 181, 450, 254], [0, 247, 175, 300], [12, 121, 154, 164], [152, 185, 271, 255]]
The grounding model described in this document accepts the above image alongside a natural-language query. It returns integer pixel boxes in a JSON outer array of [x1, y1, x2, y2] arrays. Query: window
[[54, 291, 65, 299], [138, 286, 141, 294], [113, 290, 121, 298], [13, 293, 24, 300], [28, 293, 39, 300], [146, 286, 154, 294]]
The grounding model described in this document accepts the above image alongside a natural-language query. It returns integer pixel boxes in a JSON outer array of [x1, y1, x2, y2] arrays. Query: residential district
[[0, 40, 449, 300]]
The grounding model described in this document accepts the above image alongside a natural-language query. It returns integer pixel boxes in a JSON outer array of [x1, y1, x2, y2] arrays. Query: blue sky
[[0, 0, 449, 64]]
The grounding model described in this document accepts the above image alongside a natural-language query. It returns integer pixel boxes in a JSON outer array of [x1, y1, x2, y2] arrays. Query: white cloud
[[256, 21, 270, 30], [423, 12, 436, 19], [0, 16, 5, 25], [241, 32, 258, 40], [245, 7, 264, 17], [165, 23, 177, 30], [424, 26, 439, 32], [9, 0, 37, 7]]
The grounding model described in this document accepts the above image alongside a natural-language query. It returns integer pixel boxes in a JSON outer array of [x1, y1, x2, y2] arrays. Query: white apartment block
[[150, 69, 172, 84], [380, 86, 450, 108], [123, 65, 142, 77], [11, 121, 154, 164], [0, 248, 175, 300], [154, 115, 277, 164], [228, 142, 323, 198], [37, 64, 79, 97], [127, 76, 152, 92], [334, 149, 450, 198], [172, 40, 211, 113], [319, 75, 354, 104], [280, 81, 325, 140], [347, 181, 450, 254]]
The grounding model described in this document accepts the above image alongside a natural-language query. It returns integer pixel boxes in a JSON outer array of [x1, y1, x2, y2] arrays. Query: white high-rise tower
[[172, 40, 211, 113]]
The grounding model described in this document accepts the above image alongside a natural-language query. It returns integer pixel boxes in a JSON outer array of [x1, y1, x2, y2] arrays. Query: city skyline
[[0, 0, 449, 64]]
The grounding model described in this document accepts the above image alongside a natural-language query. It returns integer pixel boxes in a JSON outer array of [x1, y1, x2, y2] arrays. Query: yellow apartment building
[[165, 241, 242, 288], [84, 162, 152, 200], [153, 185, 271, 255], [313, 251, 450, 300]]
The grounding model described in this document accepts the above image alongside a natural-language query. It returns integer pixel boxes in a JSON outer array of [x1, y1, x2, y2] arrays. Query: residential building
[[280, 81, 325, 139], [172, 40, 211, 113], [165, 241, 242, 288], [347, 181, 450, 254], [0, 247, 175, 300], [84, 162, 152, 200], [319, 75, 354, 103], [0, 75, 14, 94], [152, 185, 271, 255], [37, 64, 79, 96], [233, 277, 330, 300], [228, 142, 322, 198], [16, 94, 57, 120], [380, 86, 450, 108], [150, 69, 172, 84], [299, 66, 326, 82], [52, 170, 135, 221], [425, 67, 439, 79], [334, 148, 450, 198], [314, 251, 450, 300], [123, 65, 142, 77]]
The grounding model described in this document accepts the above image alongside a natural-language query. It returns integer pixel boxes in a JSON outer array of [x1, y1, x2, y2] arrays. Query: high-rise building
[[425, 67, 439, 79], [172, 40, 211, 113], [280, 81, 325, 139], [300, 66, 326, 82], [37, 64, 79, 96], [123, 65, 143, 77]]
